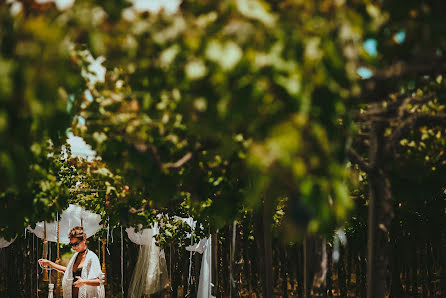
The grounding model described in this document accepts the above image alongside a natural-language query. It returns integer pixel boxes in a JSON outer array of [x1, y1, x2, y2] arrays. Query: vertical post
[[35, 234, 39, 297], [367, 163, 376, 298], [55, 217, 62, 298], [367, 122, 393, 298], [263, 196, 273, 298], [31, 234, 34, 297], [43, 222, 49, 281], [212, 231, 218, 296], [48, 283, 54, 298], [102, 239, 107, 284], [229, 221, 236, 297], [229, 225, 232, 297], [120, 227, 124, 297], [303, 235, 310, 298]]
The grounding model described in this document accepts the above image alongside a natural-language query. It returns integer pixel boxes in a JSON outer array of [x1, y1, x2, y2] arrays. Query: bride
[[39, 226, 105, 298]]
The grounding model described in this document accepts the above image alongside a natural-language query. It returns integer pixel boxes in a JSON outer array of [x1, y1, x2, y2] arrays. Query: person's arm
[[38, 259, 66, 273], [73, 277, 100, 287]]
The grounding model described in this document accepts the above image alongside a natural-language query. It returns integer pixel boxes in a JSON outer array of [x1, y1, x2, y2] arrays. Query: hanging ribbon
[[187, 236, 193, 295], [231, 221, 237, 291], [106, 221, 111, 255], [106, 222, 109, 244], [186, 236, 215, 298], [185, 218, 196, 296]]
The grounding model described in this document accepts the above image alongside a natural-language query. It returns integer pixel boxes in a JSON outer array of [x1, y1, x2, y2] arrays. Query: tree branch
[[373, 61, 446, 81], [347, 148, 370, 172], [129, 204, 147, 214], [163, 152, 193, 169], [357, 59, 446, 103], [146, 144, 193, 169], [397, 94, 436, 119], [147, 144, 163, 167], [385, 114, 446, 153]]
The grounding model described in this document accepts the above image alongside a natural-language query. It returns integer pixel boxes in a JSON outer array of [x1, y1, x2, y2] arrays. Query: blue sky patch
[[364, 38, 378, 57], [357, 67, 373, 79], [394, 30, 406, 44]]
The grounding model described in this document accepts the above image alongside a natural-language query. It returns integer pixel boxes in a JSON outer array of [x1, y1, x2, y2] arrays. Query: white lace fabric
[[127, 218, 215, 298], [0, 236, 16, 248], [186, 236, 215, 298], [28, 204, 102, 244], [126, 225, 170, 297]]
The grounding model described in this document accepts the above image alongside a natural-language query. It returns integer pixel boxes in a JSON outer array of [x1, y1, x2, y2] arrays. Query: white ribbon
[[186, 236, 215, 298]]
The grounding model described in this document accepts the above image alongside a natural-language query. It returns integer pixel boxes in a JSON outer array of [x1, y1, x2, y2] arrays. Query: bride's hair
[[69, 226, 86, 239]]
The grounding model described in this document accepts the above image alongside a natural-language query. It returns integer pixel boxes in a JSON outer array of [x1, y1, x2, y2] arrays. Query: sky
[[66, 134, 97, 160]]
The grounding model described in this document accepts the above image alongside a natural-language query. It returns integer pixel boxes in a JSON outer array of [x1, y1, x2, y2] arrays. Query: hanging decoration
[[43, 221, 49, 281], [101, 238, 107, 285], [176, 217, 215, 298], [126, 224, 170, 297], [0, 236, 16, 248], [186, 236, 215, 298], [28, 204, 102, 244]]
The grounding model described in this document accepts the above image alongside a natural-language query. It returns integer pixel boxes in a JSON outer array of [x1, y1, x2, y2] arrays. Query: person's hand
[[73, 277, 85, 288], [38, 259, 50, 267], [99, 272, 106, 284]]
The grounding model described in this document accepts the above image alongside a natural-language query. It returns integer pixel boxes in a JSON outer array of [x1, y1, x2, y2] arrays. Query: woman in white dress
[[38, 226, 105, 298]]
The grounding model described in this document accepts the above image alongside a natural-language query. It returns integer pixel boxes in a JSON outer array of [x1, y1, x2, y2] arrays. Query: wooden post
[[263, 196, 273, 298], [229, 221, 236, 297], [303, 235, 309, 298], [367, 122, 393, 298], [42, 222, 49, 281], [212, 231, 218, 296], [55, 218, 62, 298], [101, 239, 107, 285]]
